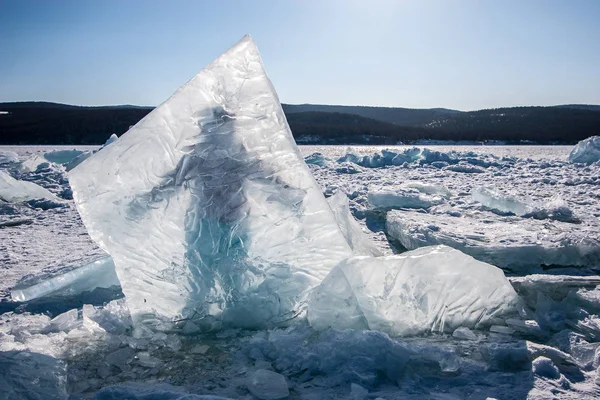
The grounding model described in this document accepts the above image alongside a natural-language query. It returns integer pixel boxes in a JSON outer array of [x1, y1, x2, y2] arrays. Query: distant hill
[[552, 104, 600, 111], [1, 101, 599, 145], [283, 104, 461, 126], [0, 102, 153, 145]]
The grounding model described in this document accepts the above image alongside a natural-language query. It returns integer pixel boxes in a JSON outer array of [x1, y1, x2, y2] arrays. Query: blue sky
[[1, 0, 599, 110]]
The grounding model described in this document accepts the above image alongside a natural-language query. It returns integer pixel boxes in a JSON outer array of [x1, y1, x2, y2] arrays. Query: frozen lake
[[2, 143, 600, 399]]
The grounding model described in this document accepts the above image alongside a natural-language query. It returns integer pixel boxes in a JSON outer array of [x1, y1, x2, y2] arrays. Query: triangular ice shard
[[69, 35, 353, 328]]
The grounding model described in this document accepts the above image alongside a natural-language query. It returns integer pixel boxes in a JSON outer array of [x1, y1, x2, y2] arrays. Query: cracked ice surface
[[69, 35, 353, 328]]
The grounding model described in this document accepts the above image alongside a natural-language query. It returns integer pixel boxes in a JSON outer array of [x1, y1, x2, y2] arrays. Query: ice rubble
[[69, 35, 354, 328], [308, 245, 522, 335], [0, 169, 60, 203], [387, 210, 600, 272], [569, 136, 600, 164]]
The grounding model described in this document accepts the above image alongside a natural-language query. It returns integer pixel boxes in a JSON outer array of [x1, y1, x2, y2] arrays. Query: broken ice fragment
[[569, 136, 600, 164], [0, 170, 59, 203], [50, 309, 81, 332], [247, 369, 289, 400], [368, 187, 444, 210], [69, 35, 352, 328], [44, 149, 84, 165], [452, 327, 477, 340], [472, 186, 530, 216], [532, 356, 561, 379], [308, 245, 522, 336], [11, 257, 120, 302]]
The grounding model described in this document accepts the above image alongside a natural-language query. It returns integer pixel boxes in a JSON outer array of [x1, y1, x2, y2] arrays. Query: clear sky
[[1, 0, 599, 111]]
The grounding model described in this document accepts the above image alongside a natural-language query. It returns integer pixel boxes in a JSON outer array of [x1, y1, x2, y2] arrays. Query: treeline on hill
[[0, 101, 599, 145]]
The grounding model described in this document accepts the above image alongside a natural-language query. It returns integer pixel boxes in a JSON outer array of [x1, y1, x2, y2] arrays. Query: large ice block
[[569, 136, 600, 164], [69, 35, 353, 328], [308, 245, 522, 335]]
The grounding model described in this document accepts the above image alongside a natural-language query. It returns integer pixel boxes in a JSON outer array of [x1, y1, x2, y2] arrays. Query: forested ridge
[[1, 101, 598, 145]]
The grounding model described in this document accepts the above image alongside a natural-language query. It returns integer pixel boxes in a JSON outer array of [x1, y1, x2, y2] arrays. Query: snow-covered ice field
[[3, 36, 600, 400], [2, 143, 600, 399]]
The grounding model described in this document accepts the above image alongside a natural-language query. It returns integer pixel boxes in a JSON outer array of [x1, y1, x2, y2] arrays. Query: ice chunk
[[327, 191, 382, 256], [472, 187, 579, 223], [50, 309, 81, 332], [104, 133, 119, 146], [569, 136, 600, 164], [472, 186, 530, 216], [532, 356, 561, 379], [65, 151, 93, 171], [304, 152, 331, 167], [43, 149, 84, 165], [11, 256, 120, 302], [247, 369, 289, 400], [69, 35, 353, 328], [368, 187, 444, 210], [350, 383, 368, 400], [0, 170, 59, 203], [445, 162, 484, 173], [452, 327, 477, 340], [0, 150, 19, 165], [19, 154, 47, 173], [523, 195, 579, 223], [308, 245, 522, 335], [403, 181, 451, 198], [387, 210, 600, 272]]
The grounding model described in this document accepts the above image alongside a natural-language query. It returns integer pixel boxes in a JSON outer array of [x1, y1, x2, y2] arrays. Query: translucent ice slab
[[69, 35, 353, 328], [472, 186, 531, 216], [10, 257, 119, 302], [387, 210, 600, 272], [308, 245, 522, 335], [368, 187, 444, 210]]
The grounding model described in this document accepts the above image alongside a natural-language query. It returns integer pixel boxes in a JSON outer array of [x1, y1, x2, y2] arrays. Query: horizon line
[[1, 100, 600, 113]]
